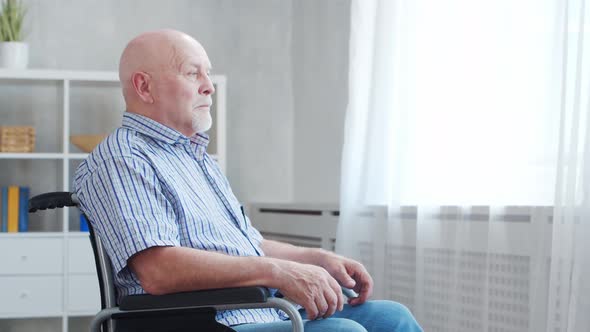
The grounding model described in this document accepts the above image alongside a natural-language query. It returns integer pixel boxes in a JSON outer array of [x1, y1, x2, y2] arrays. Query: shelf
[[0, 232, 66, 238], [66, 312, 95, 317], [66, 232, 90, 238], [0, 153, 66, 159], [0, 153, 90, 160], [0, 69, 118, 82], [0, 70, 227, 330], [67, 154, 89, 160], [0, 69, 227, 84], [0, 153, 215, 160], [0, 232, 92, 239], [0, 311, 64, 319]]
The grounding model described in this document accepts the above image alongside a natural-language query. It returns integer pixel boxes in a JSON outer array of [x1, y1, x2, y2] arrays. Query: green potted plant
[[0, 0, 27, 69]]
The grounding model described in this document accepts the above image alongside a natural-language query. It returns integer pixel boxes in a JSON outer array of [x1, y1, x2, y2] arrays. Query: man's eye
[[186, 72, 199, 81]]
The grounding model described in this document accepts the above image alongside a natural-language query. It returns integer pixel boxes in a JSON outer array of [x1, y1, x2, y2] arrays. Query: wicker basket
[[0, 126, 35, 152]]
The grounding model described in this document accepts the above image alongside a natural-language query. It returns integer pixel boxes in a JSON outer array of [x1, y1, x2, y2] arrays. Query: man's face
[[152, 37, 215, 137]]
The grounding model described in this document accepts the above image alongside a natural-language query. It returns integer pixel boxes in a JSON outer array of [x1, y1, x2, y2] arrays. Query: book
[[0, 187, 6, 232], [7, 186, 19, 233], [80, 213, 89, 232], [18, 186, 29, 232]]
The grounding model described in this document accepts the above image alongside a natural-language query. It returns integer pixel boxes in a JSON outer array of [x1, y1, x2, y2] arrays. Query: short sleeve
[[76, 156, 180, 276]]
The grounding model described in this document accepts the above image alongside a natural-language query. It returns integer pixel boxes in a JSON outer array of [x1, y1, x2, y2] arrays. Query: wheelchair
[[29, 192, 304, 332]]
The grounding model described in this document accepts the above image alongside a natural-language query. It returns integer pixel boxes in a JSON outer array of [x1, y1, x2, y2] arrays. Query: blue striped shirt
[[74, 112, 284, 326]]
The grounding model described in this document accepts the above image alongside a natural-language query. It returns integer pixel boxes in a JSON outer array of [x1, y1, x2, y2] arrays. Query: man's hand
[[260, 239, 373, 309], [272, 260, 345, 320], [316, 251, 373, 306]]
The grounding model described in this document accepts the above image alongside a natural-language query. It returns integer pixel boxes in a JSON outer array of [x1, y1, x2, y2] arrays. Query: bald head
[[117, 29, 215, 137], [119, 29, 206, 104]]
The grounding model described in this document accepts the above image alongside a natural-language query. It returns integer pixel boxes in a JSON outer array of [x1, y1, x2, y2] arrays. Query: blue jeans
[[231, 300, 423, 332]]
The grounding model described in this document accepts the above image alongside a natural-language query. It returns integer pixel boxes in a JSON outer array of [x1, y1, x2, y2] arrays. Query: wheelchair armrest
[[119, 286, 271, 311], [92, 287, 305, 332], [28, 192, 78, 212]]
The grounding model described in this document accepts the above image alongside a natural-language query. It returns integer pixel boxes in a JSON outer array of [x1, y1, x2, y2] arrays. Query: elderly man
[[74, 29, 423, 332]]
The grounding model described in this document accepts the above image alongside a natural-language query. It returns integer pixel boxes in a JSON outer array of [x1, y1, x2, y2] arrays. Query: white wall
[[292, 0, 351, 203], [21, 0, 352, 205], [22, 0, 295, 203]]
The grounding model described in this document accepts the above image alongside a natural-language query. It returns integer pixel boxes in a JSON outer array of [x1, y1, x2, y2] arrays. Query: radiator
[[248, 202, 339, 251], [248, 203, 558, 332]]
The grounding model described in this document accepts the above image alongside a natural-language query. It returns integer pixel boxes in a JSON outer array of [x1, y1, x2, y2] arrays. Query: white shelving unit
[[0, 69, 227, 332]]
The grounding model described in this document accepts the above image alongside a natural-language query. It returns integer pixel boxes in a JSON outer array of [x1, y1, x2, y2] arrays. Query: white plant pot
[[0, 42, 29, 69]]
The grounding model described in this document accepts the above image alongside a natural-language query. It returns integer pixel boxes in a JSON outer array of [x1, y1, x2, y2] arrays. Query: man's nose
[[199, 77, 215, 96]]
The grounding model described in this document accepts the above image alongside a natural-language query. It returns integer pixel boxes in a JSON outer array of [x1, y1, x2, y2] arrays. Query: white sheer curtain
[[337, 0, 590, 331]]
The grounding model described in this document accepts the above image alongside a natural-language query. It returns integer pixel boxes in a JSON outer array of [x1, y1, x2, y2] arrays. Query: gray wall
[[22, 0, 295, 203], [21, 0, 351, 204], [292, 0, 350, 203], [17, 0, 351, 203]]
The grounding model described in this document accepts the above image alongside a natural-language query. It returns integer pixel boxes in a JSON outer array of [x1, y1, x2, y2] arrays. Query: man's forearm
[[261, 239, 331, 266], [129, 246, 286, 295]]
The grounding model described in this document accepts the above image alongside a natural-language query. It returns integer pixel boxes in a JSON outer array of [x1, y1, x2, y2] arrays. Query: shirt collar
[[122, 112, 210, 148]]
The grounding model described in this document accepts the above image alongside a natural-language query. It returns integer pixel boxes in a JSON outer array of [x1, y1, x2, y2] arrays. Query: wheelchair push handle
[[28, 192, 79, 213]]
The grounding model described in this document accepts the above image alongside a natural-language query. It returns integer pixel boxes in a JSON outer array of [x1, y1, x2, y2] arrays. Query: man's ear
[[131, 71, 154, 104]]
